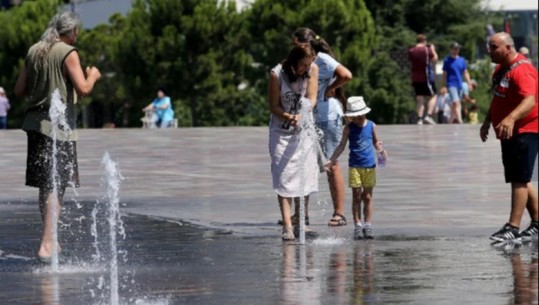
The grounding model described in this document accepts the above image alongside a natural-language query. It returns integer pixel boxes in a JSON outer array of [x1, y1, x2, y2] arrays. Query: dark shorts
[[26, 131, 80, 190], [501, 133, 538, 183], [412, 82, 436, 96]]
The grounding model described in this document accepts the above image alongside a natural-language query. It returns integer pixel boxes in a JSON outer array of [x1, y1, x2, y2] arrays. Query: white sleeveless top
[[268, 63, 319, 197], [269, 64, 312, 133]]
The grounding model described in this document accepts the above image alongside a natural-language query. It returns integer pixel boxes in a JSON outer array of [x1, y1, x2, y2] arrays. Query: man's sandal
[[328, 213, 347, 226]]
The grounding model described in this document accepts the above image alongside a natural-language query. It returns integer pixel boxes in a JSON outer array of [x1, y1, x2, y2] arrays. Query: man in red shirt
[[480, 32, 538, 243], [408, 34, 438, 125]]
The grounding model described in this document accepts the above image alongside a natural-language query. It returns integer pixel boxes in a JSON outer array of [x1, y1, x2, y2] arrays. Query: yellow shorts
[[349, 167, 376, 188]]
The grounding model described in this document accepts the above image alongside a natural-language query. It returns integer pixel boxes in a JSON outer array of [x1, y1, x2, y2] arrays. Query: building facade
[[481, 0, 538, 63]]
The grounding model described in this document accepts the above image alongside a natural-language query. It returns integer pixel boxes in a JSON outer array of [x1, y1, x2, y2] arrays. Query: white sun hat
[[345, 96, 371, 117]]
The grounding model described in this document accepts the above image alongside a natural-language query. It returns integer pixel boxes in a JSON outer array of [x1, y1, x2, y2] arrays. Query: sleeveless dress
[[23, 41, 80, 189], [268, 64, 319, 197]]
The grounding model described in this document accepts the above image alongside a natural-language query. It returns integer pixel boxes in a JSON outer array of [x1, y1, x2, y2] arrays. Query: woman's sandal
[[328, 213, 347, 226]]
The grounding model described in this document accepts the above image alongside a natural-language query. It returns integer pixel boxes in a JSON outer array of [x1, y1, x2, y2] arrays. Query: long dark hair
[[293, 27, 346, 111], [281, 45, 314, 82], [293, 27, 335, 57]]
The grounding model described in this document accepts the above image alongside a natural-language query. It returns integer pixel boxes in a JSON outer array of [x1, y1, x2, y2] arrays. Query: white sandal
[[282, 227, 295, 241]]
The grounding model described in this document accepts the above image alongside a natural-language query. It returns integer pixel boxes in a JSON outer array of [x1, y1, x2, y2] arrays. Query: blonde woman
[[15, 11, 101, 263]]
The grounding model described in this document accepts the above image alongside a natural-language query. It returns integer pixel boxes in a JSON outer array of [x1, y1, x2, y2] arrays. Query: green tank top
[[22, 41, 78, 141]]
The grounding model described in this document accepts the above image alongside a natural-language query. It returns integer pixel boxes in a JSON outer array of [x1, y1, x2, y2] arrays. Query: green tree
[[76, 13, 128, 127], [246, 0, 377, 121], [364, 0, 504, 122], [0, 0, 60, 128], [365, 0, 500, 60], [112, 0, 256, 127], [0, 0, 512, 127]]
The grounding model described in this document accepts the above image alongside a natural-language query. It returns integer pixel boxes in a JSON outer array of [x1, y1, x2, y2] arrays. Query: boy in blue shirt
[[325, 97, 387, 239]]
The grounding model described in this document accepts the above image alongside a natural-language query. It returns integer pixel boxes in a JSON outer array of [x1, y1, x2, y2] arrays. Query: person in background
[[292, 27, 352, 228], [468, 104, 479, 125], [461, 79, 478, 120], [408, 34, 438, 125], [268, 45, 319, 241], [481, 32, 538, 243], [14, 11, 101, 263], [326, 96, 387, 240], [519, 46, 529, 58], [441, 42, 473, 124], [143, 87, 174, 128], [0, 87, 10, 129], [435, 86, 451, 124]]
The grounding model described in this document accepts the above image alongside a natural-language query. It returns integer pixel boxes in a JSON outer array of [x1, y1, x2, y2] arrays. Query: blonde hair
[[33, 11, 80, 67]]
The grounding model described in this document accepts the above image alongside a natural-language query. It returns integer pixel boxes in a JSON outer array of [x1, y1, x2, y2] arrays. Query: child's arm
[[326, 124, 350, 169], [372, 125, 388, 158]]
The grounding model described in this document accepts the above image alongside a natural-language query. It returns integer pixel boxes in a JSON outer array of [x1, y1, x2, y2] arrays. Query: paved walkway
[[0, 125, 537, 305]]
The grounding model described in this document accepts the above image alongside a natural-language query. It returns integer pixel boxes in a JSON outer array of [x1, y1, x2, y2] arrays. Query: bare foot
[[37, 242, 62, 258]]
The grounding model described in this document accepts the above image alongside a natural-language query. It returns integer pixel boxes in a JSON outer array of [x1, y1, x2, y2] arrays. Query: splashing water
[[88, 152, 168, 305], [312, 236, 347, 246], [48, 89, 72, 271], [49, 90, 69, 131], [40, 98, 166, 303], [296, 103, 327, 245], [91, 205, 101, 262], [91, 152, 170, 305], [100, 152, 125, 305]]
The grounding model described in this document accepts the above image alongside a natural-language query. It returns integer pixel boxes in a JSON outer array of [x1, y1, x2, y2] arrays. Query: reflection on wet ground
[[0, 203, 537, 305], [0, 126, 537, 305]]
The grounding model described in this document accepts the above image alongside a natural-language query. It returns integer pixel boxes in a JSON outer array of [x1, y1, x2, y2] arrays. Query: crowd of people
[[405, 32, 537, 244], [269, 29, 537, 244], [7, 9, 538, 260], [269, 28, 388, 241], [408, 35, 481, 125]]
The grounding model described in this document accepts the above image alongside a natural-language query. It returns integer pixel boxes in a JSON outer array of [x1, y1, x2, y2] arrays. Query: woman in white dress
[[268, 45, 319, 241]]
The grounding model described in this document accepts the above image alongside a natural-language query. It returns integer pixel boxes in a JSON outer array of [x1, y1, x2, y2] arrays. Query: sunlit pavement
[[0, 125, 537, 305]]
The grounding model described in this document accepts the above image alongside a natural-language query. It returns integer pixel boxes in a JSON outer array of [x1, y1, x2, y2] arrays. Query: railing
[[141, 109, 153, 129], [141, 109, 178, 128]]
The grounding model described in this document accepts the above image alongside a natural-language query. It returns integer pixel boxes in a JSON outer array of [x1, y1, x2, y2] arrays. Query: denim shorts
[[501, 133, 538, 183], [316, 118, 343, 159], [447, 86, 463, 103]]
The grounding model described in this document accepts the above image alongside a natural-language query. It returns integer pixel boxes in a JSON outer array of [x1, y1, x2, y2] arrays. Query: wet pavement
[[0, 125, 537, 305]]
